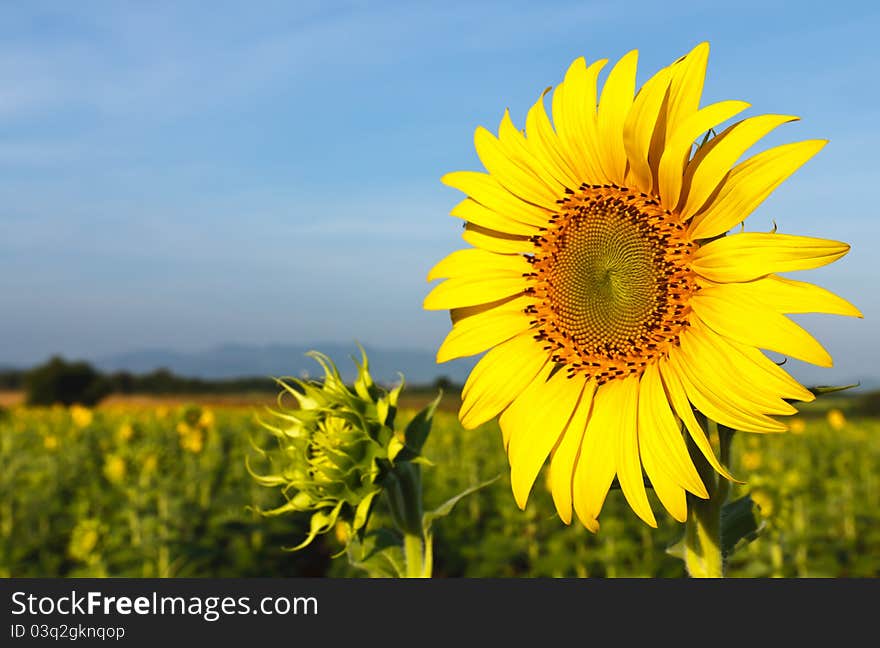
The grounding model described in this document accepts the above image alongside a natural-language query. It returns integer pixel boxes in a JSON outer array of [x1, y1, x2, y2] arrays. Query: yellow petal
[[450, 198, 538, 236], [503, 369, 588, 510], [426, 248, 530, 281], [597, 49, 638, 184], [549, 80, 583, 186], [496, 108, 572, 191], [647, 43, 711, 193], [462, 223, 535, 254], [614, 375, 657, 527], [423, 274, 526, 310], [678, 325, 797, 418], [698, 275, 862, 318], [524, 90, 581, 189], [474, 127, 563, 209], [692, 232, 851, 283], [644, 459, 688, 523], [555, 57, 608, 183], [691, 285, 833, 367], [664, 42, 710, 137], [548, 381, 596, 524], [658, 358, 739, 482], [689, 315, 814, 402], [437, 296, 534, 362], [572, 379, 622, 525], [668, 346, 788, 433], [689, 140, 827, 240], [442, 171, 552, 228], [638, 363, 708, 498], [623, 65, 673, 191], [459, 332, 548, 429], [657, 100, 751, 210], [680, 114, 798, 219]]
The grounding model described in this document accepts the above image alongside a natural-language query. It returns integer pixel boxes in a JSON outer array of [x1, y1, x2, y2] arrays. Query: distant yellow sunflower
[[424, 43, 861, 532]]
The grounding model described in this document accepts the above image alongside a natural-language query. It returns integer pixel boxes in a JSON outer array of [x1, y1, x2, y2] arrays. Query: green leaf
[[345, 528, 405, 578], [423, 475, 500, 535], [720, 494, 764, 558], [383, 462, 424, 537]]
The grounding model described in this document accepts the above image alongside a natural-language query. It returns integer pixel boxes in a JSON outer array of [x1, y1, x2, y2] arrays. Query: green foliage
[[24, 356, 111, 407], [334, 405, 880, 578], [2, 398, 880, 577], [0, 403, 329, 577], [724, 412, 880, 577]]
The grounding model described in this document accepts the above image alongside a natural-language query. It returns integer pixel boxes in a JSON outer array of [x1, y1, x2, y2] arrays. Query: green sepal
[[376, 398, 389, 426], [698, 127, 716, 147], [387, 434, 406, 463], [720, 494, 764, 558], [783, 383, 860, 406], [283, 501, 344, 552], [351, 343, 375, 401], [381, 375, 404, 429], [807, 383, 860, 397], [388, 376, 404, 408], [352, 489, 380, 533], [395, 391, 442, 462]]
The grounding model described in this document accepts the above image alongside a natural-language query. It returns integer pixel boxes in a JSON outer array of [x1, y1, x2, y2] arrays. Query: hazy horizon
[[2, 337, 876, 394]]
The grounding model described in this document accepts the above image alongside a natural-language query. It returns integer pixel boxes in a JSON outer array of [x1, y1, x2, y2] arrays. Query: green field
[[1, 395, 878, 578]]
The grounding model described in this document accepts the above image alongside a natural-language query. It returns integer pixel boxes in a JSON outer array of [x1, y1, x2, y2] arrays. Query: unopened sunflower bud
[[249, 349, 409, 550]]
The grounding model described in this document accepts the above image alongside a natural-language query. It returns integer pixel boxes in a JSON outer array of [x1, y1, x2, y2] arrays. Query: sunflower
[[423, 43, 861, 532]]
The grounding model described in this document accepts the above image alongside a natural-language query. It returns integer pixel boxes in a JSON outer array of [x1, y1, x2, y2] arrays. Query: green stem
[[385, 462, 433, 578], [403, 532, 430, 578], [683, 418, 732, 578], [684, 492, 723, 578]]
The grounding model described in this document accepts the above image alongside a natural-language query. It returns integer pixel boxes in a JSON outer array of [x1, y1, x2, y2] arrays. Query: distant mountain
[[29, 342, 880, 395], [93, 342, 477, 386]]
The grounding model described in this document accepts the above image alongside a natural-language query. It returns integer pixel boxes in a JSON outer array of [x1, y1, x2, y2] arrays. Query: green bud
[[249, 349, 406, 550]]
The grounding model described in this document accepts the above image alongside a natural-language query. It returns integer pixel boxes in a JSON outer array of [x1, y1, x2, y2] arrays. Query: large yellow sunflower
[[423, 43, 861, 532]]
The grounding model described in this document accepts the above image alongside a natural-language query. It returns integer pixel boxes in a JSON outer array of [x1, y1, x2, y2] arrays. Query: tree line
[[0, 356, 460, 407], [0, 356, 279, 406]]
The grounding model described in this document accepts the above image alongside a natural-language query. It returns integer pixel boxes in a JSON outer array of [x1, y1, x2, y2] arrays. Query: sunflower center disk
[[528, 185, 697, 384]]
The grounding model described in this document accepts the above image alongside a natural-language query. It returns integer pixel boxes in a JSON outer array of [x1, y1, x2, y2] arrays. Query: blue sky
[[0, 1, 877, 386]]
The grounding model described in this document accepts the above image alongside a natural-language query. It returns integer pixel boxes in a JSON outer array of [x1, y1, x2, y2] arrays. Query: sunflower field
[[0, 396, 877, 578]]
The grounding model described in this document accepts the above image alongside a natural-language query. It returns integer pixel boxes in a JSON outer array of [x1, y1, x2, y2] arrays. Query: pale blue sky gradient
[[1, 1, 877, 385]]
